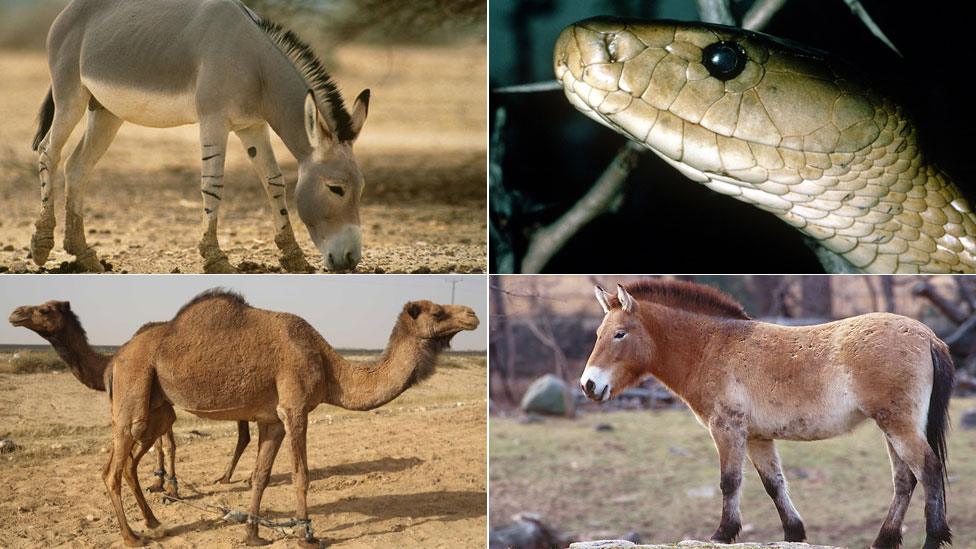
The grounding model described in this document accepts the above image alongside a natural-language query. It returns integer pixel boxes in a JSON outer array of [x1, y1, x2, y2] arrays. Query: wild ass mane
[[610, 279, 751, 320], [250, 15, 355, 141]]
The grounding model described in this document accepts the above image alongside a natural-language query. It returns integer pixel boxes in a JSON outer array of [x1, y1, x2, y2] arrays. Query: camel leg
[[708, 418, 746, 543], [244, 421, 285, 546], [873, 438, 918, 548], [32, 86, 89, 267], [62, 106, 122, 272], [163, 429, 179, 499], [103, 422, 143, 546], [215, 421, 251, 484], [235, 124, 311, 272], [278, 407, 316, 546], [196, 117, 235, 273], [747, 439, 806, 542], [148, 437, 166, 493]]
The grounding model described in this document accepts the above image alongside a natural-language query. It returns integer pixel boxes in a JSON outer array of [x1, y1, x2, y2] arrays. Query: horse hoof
[[279, 252, 312, 273], [203, 256, 237, 274], [30, 234, 53, 266], [75, 250, 105, 272]]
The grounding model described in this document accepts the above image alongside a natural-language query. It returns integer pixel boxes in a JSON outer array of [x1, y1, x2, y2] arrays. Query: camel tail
[[32, 87, 54, 152], [928, 341, 954, 501]]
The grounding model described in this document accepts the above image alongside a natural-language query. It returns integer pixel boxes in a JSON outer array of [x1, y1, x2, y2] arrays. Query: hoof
[[74, 249, 105, 272], [212, 475, 232, 485], [144, 524, 167, 540], [30, 232, 54, 266], [147, 485, 164, 493], [122, 535, 147, 547], [203, 256, 237, 274], [244, 534, 272, 546], [279, 251, 313, 273]]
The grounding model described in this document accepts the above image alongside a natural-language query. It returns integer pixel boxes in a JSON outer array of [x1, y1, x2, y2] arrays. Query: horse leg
[[163, 428, 179, 499], [244, 421, 285, 546], [872, 438, 918, 548], [235, 124, 311, 272], [148, 437, 166, 493], [708, 419, 746, 543], [746, 439, 806, 542], [32, 85, 89, 267], [195, 117, 235, 273], [215, 421, 251, 484], [278, 407, 316, 546], [62, 106, 122, 272], [881, 423, 951, 549]]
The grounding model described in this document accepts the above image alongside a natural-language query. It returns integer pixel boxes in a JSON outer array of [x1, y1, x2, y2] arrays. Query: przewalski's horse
[[580, 279, 954, 549], [31, 0, 369, 273]]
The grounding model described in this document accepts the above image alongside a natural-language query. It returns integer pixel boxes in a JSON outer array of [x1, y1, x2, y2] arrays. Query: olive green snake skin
[[554, 17, 976, 273]]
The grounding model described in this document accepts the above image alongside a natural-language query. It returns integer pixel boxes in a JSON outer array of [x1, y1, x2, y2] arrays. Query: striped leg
[[234, 124, 311, 272], [197, 119, 235, 273], [32, 88, 89, 267], [63, 106, 123, 272]]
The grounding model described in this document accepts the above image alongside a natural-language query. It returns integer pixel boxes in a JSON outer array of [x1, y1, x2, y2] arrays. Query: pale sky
[[0, 275, 486, 350]]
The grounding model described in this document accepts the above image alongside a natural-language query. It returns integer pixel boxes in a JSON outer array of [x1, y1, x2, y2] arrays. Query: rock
[[0, 438, 17, 454], [520, 374, 575, 417], [2, 244, 14, 251], [622, 531, 642, 544], [571, 542, 841, 549], [961, 408, 976, 430], [489, 512, 563, 549], [518, 413, 545, 424], [595, 423, 614, 432]]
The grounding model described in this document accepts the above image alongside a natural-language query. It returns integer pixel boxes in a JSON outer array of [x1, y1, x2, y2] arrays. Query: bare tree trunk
[[489, 278, 517, 404], [800, 277, 832, 318], [750, 276, 784, 316], [880, 276, 896, 313]]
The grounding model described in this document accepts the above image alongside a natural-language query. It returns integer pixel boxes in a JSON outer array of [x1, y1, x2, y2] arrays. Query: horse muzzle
[[580, 365, 612, 402]]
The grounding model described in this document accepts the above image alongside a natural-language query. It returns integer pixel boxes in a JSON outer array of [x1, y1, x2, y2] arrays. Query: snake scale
[[554, 17, 976, 273]]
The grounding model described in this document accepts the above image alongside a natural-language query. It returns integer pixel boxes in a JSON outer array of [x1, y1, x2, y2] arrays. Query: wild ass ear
[[616, 284, 635, 312], [349, 89, 370, 141], [594, 285, 611, 314], [304, 91, 333, 149]]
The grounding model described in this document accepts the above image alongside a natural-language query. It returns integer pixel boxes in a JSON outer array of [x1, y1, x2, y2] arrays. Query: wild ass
[[580, 279, 954, 549], [31, 0, 369, 273]]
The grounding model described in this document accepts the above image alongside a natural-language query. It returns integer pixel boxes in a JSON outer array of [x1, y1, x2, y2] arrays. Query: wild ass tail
[[32, 87, 55, 152], [927, 341, 954, 500]]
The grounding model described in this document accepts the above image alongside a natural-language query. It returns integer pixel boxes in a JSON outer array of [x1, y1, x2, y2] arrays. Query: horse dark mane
[[173, 288, 250, 319], [614, 279, 751, 319]]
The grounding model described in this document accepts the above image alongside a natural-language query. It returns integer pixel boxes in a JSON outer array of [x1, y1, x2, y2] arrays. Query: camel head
[[8, 300, 74, 336], [400, 300, 480, 347]]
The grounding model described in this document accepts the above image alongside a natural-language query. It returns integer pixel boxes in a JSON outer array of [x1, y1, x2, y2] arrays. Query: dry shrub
[[0, 350, 66, 374]]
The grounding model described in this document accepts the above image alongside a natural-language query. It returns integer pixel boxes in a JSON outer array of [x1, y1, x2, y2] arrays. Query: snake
[[553, 17, 976, 273]]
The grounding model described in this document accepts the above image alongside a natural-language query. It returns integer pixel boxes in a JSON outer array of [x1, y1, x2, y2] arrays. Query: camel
[[103, 289, 479, 546], [8, 301, 254, 496]]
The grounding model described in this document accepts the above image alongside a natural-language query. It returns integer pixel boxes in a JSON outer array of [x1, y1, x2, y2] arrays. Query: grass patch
[[0, 350, 66, 374], [490, 399, 976, 548]]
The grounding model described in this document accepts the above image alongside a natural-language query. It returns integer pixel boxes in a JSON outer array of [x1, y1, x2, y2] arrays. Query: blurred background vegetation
[[0, 0, 486, 52]]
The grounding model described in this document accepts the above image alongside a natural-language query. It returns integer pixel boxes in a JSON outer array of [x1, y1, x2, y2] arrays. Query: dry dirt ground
[[490, 401, 976, 548], [0, 353, 487, 548], [0, 44, 486, 274]]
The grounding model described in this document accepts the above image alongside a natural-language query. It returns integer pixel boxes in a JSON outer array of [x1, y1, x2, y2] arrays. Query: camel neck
[[45, 329, 109, 392], [324, 316, 442, 411]]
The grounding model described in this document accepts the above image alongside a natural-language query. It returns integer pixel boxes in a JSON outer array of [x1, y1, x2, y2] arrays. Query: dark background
[[490, 0, 976, 273]]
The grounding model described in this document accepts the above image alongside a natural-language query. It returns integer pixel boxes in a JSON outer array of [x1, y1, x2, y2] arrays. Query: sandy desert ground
[[0, 43, 486, 274], [0, 353, 487, 548]]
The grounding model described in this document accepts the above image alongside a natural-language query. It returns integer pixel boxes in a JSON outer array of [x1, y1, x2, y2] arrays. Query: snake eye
[[701, 41, 747, 81]]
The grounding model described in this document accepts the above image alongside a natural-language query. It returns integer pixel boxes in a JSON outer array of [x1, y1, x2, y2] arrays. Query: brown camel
[[103, 289, 479, 547], [8, 301, 254, 496]]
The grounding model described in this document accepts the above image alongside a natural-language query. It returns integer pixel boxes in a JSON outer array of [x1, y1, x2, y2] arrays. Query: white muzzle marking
[[580, 365, 613, 402], [317, 224, 362, 272]]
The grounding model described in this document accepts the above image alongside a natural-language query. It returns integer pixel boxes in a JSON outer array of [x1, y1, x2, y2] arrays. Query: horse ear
[[303, 91, 334, 149], [594, 285, 611, 314], [349, 89, 370, 141], [406, 302, 422, 319], [616, 284, 635, 312]]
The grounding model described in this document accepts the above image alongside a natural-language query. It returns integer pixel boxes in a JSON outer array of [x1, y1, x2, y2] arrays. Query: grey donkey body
[[32, 0, 370, 273]]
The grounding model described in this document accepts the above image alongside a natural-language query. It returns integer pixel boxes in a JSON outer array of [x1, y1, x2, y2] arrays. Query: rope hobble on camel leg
[[554, 17, 976, 273]]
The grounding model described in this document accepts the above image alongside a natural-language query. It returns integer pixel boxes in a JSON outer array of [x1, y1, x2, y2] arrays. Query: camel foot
[[143, 524, 167, 540], [279, 251, 313, 273], [122, 535, 147, 547], [147, 481, 164, 493], [212, 475, 232, 485]]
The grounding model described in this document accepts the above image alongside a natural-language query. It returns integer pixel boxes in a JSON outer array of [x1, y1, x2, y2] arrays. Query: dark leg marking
[[247, 147, 257, 158], [273, 194, 282, 199], [279, 209, 287, 215], [759, 473, 805, 542], [201, 190, 221, 200], [204, 208, 213, 214], [202, 174, 224, 179], [88, 96, 104, 111], [202, 153, 223, 161], [269, 182, 285, 188], [210, 184, 224, 188]]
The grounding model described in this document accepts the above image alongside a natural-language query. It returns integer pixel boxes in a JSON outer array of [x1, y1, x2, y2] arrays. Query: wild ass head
[[581, 285, 655, 401], [297, 89, 370, 272]]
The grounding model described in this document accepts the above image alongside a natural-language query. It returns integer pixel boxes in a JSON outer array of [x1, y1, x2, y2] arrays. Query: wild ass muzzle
[[581, 279, 954, 549], [30, 0, 370, 273]]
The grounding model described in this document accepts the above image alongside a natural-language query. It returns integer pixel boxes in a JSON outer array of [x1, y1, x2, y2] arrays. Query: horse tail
[[32, 87, 55, 152], [928, 340, 954, 500]]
